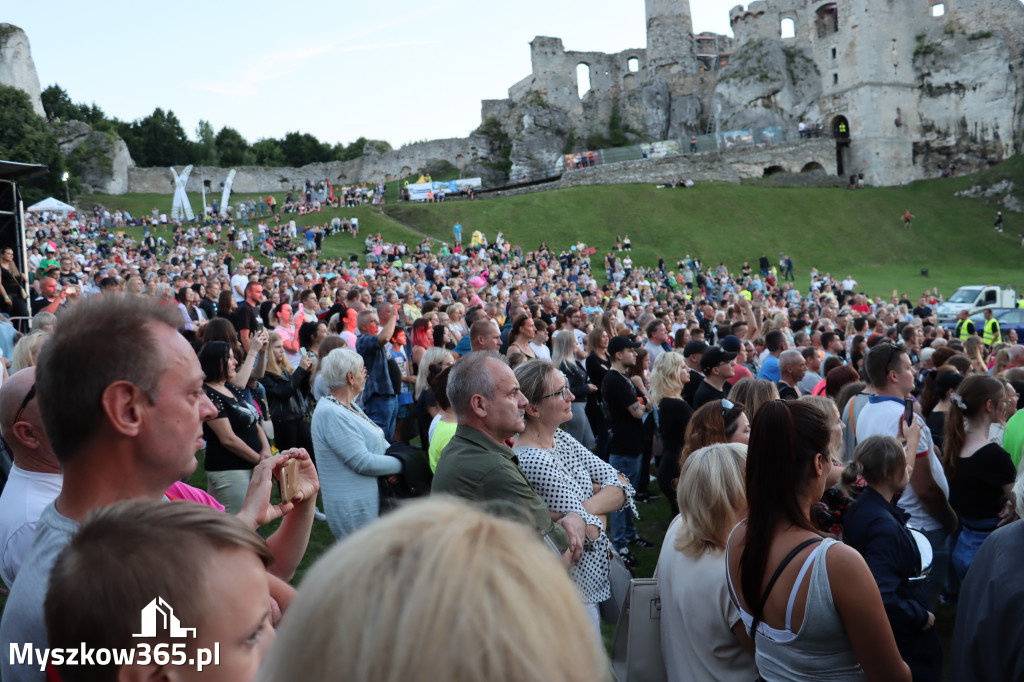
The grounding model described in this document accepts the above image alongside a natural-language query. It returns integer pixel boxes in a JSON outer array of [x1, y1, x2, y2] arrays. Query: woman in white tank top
[[725, 400, 911, 682]]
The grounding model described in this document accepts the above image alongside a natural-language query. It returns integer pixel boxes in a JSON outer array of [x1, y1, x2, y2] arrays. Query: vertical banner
[[170, 165, 195, 222], [220, 169, 237, 218]]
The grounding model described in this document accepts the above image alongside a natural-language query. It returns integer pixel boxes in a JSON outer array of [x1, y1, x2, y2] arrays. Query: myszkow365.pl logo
[[10, 597, 220, 672]]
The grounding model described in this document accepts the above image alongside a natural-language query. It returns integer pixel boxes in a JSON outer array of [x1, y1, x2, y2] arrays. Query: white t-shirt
[[855, 396, 949, 531], [0, 467, 63, 589], [230, 273, 249, 302]]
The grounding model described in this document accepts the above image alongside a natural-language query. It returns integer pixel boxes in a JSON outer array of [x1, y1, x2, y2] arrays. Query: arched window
[[576, 63, 591, 99], [780, 17, 796, 39], [627, 57, 639, 72]]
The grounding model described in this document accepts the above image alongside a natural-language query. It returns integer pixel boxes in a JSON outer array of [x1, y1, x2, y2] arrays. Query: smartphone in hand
[[278, 459, 300, 501], [904, 398, 914, 426]]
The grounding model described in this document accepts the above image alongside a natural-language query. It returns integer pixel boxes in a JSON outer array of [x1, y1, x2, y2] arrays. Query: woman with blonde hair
[[414, 347, 456, 449], [259, 498, 608, 682], [659, 443, 758, 682], [650, 351, 692, 517], [728, 377, 779, 425], [261, 331, 314, 454], [963, 336, 988, 375], [11, 330, 48, 373], [551, 330, 596, 449]]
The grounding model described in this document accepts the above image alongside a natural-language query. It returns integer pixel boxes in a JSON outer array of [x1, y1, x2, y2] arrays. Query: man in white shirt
[[230, 264, 250, 303], [0, 368, 62, 589]]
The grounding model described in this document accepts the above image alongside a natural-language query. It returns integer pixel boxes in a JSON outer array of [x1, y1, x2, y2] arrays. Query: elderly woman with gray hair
[[512, 358, 636, 631], [311, 347, 402, 540]]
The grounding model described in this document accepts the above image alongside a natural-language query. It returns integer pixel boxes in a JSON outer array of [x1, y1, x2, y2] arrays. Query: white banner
[[220, 169, 237, 218], [170, 165, 195, 221], [407, 182, 433, 201]]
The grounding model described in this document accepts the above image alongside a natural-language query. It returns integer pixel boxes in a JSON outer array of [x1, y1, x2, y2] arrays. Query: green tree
[[252, 138, 285, 166], [214, 126, 254, 166], [117, 107, 192, 166], [0, 84, 74, 204], [279, 131, 332, 166], [40, 84, 74, 121], [194, 119, 219, 166]]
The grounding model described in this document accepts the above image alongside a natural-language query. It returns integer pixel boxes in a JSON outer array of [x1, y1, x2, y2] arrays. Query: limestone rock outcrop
[[0, 24, 44, 118], [56, 121, 135, 195], [712, 40, 821, 132]]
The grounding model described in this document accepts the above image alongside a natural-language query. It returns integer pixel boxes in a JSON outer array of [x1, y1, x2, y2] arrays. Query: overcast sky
[[7, 1, 743, 150]]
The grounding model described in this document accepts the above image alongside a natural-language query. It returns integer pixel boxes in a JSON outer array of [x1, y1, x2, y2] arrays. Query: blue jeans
[[362, 394, 398, 444], [952, 518, 999, 582], [609, 454, 641, 550]]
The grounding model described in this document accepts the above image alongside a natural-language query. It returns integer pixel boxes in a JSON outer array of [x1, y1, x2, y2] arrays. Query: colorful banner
[[407, 179, 483, 201]]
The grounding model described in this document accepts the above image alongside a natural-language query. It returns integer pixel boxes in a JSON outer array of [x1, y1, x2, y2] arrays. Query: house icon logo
[[132, 597, 197, 639]]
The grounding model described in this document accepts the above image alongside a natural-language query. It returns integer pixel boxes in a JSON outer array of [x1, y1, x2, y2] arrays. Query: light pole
[[61, 171, 70, 205]]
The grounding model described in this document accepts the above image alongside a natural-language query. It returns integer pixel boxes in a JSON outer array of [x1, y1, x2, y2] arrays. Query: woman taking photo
[[200, 341, 272, 514], [261, 331, 314, 455], [551, 330, 596, 450], [726, 400, 911, 681], [843, 433, 943, 681], [512, 359, 636, 631], [943, 374, 1017, 580], [659, 443, 758, 682], [311, 348, 403, 540], [651, 351, 693, 517], [506, 314, 538, 362]]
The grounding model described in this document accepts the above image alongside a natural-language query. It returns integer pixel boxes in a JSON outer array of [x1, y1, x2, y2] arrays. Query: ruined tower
[[644, 0, 697, 71]]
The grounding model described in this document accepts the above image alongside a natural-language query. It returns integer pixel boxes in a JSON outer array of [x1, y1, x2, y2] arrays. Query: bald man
[[0, 368, 61, 588], [31, 277, 75, 316]]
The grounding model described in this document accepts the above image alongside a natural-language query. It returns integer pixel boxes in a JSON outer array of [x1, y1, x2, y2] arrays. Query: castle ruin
[[484, 0, 1024, 186]]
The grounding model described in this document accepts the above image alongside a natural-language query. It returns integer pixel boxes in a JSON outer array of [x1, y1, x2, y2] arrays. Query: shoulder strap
[[750, 537, 823, 638]]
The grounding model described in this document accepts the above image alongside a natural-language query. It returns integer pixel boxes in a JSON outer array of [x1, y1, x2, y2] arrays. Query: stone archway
[[831, 115, 851, 176], [801, 161, 826, 173]]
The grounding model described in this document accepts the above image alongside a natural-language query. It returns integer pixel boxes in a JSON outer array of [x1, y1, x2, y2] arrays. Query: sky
[[6, 1, 742, 150]]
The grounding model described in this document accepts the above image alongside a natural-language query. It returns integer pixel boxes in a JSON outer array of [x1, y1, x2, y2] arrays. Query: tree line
[[40, 84, 392, 169]]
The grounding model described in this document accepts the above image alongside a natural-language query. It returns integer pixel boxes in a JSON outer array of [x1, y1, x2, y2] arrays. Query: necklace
[[326, 395, 380, 429]]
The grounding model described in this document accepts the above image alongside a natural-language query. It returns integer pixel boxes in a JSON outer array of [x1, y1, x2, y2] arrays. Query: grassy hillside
[[79, 156, 1024, 299], [386, 155, 1024, 298]]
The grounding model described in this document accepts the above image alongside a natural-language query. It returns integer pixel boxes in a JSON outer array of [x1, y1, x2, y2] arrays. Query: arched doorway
[[832, 115, 851, 176]]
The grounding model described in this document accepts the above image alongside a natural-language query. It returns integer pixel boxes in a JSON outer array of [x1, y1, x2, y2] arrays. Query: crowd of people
[[0, 202, 1023, 681]]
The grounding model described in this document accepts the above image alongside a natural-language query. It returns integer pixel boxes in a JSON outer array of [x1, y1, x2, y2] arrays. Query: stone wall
[[128, 136, 491, 195], [556, 138, 836, 188], [0, 25, 44, 117]]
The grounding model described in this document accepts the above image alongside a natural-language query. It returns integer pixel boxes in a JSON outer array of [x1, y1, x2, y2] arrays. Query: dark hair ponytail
[[740, 400, 830, 634]]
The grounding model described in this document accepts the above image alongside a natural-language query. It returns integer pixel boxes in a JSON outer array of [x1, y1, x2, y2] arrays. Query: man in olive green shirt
[[433, 352, 584, 564]]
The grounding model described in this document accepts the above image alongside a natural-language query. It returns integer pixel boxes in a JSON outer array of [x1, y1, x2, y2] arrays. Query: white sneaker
[[313, 509, 327, 521]]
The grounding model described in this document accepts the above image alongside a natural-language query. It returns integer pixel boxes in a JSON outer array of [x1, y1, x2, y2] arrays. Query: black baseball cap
[[608, 335, 641, 356], [683, 340, 709, 358], [700, 347, 738, 372]]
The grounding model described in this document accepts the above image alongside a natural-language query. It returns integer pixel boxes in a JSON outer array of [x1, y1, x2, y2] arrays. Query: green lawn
[[385, 156, 1024, 299]]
